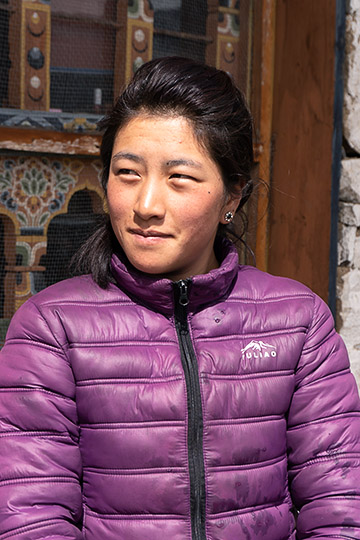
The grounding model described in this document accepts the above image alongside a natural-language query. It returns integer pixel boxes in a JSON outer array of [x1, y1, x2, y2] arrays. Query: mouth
[[129, 228, 172, 238]]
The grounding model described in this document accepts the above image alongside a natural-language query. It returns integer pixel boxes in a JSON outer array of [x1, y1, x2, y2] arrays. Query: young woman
[[1, 57, 360, 540]]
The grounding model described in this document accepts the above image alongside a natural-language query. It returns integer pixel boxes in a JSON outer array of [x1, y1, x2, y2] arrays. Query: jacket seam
[[84, 506, 188, 520], [226, 293, 313, 303], [31, 300, 70, 363], [207, 498, 287, 519], [0, 430, 69, 438], [202, 369, 293, 381], [0, 386, 75, 403], [1, 339, 62, 353], [84, 466, 186, 475], [32, 299, 134, 307], [207, 454, 286, 472], [321, 537, 360, 540], [290, 452, 360, 470], [301, 327, 337, 355], [77, 375, 183, 386], [295, 367, 351, 390], [82, 503, 87, 540], [0, 475, 79, 486], [305, 292, 317, 339], [0, 518, 65, 539], [287, 410, 360, 431], [80, 420, 185, 428], [207, 414, 284, 425], [292, 292, 320, 386], [68, 338, 178, 347], [197, 327, 306, 342]]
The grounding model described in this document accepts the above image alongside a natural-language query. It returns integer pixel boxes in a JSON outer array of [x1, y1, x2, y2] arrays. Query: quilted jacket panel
[[1, 242, 360, 539]]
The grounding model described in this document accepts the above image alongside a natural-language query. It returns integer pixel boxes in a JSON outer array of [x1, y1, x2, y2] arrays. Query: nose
[[133, 177, 165, 222]]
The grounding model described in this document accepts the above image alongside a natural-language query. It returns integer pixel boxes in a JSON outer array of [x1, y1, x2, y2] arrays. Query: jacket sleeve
[[287, 293, 360, 539], [0, 299, 83, 539]]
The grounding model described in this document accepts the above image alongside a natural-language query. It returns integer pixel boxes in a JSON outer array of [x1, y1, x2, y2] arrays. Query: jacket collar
[[110, 238, 239, 317]]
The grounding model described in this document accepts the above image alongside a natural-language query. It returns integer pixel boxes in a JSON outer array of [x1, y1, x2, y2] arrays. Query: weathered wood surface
[[268, 0, 336, 301]]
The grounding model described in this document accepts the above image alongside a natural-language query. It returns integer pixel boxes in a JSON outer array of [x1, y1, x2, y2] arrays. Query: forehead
[[113, 113, 204, 154]]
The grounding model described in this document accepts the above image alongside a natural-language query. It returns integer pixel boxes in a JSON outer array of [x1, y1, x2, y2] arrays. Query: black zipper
[[174, 279, 207, 540]]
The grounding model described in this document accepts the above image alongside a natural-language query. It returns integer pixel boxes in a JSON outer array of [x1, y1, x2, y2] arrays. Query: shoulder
[[234, 265, 315, 301], [229, 267, 347, 380], [231, 265, 335, 334], [4, 275, 129, 347], [24, 275, 127, 308]]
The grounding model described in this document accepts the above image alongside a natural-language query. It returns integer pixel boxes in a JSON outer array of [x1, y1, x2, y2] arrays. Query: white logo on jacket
[[241, 340, 277, 359]]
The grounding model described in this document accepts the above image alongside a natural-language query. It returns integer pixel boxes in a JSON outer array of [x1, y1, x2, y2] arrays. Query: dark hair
[[75, 56, 254, 287]]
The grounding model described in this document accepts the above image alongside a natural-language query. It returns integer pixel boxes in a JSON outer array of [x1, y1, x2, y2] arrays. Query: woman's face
[[107, 114, 240, 281]]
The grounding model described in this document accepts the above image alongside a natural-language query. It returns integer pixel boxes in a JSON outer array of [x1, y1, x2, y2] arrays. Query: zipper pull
[[178, 280, 189, 306]]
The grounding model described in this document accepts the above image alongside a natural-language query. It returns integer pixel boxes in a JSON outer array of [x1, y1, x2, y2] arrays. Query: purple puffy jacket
[[1, 240, 360, 540]]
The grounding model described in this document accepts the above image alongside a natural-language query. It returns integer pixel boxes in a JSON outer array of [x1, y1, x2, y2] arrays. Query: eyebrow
[[112, 152, 144, 164], [111, 153, 203, 170], [166, 159, 203, 169]]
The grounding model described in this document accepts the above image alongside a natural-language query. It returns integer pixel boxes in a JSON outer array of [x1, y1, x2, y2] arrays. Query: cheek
[[178, 199, 223, 238], [107, 200, 122, 222], [107, 184, 130, 219], [200, 193, 226, 220]]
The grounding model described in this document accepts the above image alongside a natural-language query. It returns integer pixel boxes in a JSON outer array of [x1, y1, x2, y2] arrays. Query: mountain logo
[[241, 340, 277, 359]]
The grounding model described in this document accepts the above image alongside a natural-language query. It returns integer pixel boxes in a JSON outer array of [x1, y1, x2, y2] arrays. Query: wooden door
[[268, 0, 337, 302]]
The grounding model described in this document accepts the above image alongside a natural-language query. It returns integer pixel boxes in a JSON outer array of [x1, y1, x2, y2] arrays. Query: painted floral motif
[[0, 165, 18, 212], [0, 156, 102, 330], [0, 157, 83, 229]]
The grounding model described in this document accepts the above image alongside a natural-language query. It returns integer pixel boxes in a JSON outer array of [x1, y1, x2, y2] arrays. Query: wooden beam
[[0, 126, 101, 155]]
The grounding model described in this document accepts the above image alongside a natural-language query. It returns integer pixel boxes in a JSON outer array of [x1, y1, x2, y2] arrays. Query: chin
[[128, 257, 173, 277]]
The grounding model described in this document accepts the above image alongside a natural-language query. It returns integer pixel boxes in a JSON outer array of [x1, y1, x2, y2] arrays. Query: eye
[[170, 173, 197, 181], [117, 168, 139, 176], [114, 168, 141, 180]]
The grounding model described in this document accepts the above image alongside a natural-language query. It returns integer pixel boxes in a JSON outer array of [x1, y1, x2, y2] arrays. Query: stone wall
[[337, 0, 360, 385]]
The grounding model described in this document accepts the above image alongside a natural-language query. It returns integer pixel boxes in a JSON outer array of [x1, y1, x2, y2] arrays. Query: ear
[[219, 191, 242, 224]]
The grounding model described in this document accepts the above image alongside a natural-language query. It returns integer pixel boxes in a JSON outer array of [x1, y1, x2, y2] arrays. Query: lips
[[129, 228, 172, 238]]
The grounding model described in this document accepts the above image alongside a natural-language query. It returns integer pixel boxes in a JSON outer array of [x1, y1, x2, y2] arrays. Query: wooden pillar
[[254, 0, 276, 271], [205, 0, 218, 67], [113, 0, 128, 99], [8, 0, 50, 110]]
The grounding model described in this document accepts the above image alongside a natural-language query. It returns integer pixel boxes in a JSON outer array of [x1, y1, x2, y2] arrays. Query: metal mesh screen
[[0, 0, 213, 113]]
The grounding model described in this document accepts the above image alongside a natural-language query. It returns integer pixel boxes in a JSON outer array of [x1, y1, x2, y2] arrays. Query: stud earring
[[224, 211, 234, 223]]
